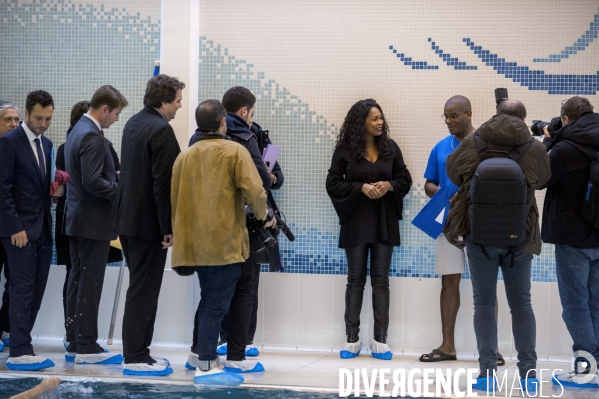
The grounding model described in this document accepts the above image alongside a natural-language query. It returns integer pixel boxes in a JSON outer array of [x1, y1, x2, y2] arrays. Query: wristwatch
[[273, 175, 277, 185]]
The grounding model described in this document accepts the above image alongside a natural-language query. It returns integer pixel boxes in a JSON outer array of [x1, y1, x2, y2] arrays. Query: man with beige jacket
[[171, 99, 272, 386]]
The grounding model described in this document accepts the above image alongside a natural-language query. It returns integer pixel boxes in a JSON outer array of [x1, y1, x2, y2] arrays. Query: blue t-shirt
[[424, 135, 460, 192]]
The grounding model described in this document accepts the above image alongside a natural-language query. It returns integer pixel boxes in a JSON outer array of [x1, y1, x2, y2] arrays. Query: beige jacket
[[171, 136, 268, 268]]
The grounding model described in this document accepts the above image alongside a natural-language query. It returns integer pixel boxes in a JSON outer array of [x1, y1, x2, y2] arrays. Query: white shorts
[[435, 233, 466, 275]]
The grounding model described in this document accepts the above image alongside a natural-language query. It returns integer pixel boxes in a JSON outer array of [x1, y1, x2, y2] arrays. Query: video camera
[[246, 207, 295, 254]]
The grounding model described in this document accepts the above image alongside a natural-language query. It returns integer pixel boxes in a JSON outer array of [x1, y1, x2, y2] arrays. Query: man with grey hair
[[0, 102, 20, 136], [540, 97, 599, 388], [0, 102, 19, 350]]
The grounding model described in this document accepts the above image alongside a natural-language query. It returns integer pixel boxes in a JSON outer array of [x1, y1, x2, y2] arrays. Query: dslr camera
[[530, 117, 562, 137]]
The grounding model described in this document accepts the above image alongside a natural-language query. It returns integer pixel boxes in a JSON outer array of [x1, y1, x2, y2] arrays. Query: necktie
[[100, 129, 104, 137], [34, 138, 46, 182]]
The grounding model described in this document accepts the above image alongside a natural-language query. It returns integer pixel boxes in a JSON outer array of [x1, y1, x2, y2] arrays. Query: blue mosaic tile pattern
[[533, 7, 599, 63], [427, 38, 477, 70], [199, 37, 558, 282], [388, 46, 439, 70], [0, 0, 160, 267], [463, 38, 599, 95]]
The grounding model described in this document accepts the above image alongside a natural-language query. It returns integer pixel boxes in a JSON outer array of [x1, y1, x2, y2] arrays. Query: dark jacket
[[64, 116, 118, 241], [113, 106, 181, 241], [0, 125, 53, 240], [540, 112, 599, 247], [445, 114, 551, 254]]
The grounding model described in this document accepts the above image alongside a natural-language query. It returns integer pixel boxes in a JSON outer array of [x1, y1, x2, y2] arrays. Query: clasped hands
[[361, 181, 392, 199]]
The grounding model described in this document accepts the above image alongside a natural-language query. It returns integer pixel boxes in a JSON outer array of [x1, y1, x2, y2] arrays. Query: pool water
[[0, 378, 346, 399]]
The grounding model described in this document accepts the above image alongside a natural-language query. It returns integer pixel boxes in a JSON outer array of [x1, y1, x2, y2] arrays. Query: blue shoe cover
[[185, 362, 196, 370], [1, 337, 8, 347], [521, 377, 539, 393], [340, 350, 360, 359], [372, 351, 392, 360], [76, 352, 124, 365], [245, 345, 259, 357], [552, 372, 599, 388], [6, 357, 55, 371], [340, 339, 361, 359], [216, 344, 227, 356], [65, 352, 76, 362], [472, 377, 496, 392], [0, 340, 4, 352], [123, 365, 173, 376], [194, 369, 244, 386], [224, 361, 265, 374]]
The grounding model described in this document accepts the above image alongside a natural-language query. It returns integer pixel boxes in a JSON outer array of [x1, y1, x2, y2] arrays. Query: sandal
[[497, 352, 505, 366], [419, 349, 457, 362]]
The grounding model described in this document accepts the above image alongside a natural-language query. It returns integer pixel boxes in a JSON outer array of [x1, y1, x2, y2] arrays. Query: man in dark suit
[[0, 101, 21, 352], [113, 74, 184, 376], [0, 91, 56, 370], [64, 85, 128, 365]]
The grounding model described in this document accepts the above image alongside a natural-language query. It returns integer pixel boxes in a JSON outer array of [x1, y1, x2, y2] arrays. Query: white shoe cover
[[6, 355, 55, 371], [123, 362, 173, 376], [76, 352, 123, 364], [194, 362, 244, 386], [342, 340, 361, 353], [222, 359, 264, 373], [370, 338, 392, 360]]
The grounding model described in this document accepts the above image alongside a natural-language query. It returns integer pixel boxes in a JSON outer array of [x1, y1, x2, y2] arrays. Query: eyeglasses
[[441, 110, 470, 121]]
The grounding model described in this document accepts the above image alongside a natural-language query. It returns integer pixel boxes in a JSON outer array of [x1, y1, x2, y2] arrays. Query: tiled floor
[[1, 338, 598, 398]]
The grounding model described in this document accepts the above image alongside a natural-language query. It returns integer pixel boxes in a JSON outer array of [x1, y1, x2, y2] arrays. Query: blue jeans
[[466, 237, 537, 377], [555, 244, 599, 366], [195, 263, 242, 361]]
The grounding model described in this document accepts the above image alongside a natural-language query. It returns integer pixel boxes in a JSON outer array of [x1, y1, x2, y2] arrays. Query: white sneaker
[[194, 362, 244, 386], [123, 362, 173, 376], [6, 355, 55, 371], [222, 359, 265, 373]]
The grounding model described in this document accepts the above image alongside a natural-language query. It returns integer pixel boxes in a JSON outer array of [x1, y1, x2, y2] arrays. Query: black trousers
[[66, 237, 110, 354], [344, 243, 394, 341], [0, 241, 10, 334], [120, 235, 168, 364], [2, 227, 52, 357], [213, 259, 261, 346]]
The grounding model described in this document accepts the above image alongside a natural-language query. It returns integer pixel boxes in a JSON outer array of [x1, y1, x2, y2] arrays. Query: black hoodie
[[541, 112, 599, 247]]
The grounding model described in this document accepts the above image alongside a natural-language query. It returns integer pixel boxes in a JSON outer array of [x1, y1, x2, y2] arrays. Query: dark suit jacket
[[0, 125, 53, 240], [64, 116, 118, 241], [113, 106, 181, 241]]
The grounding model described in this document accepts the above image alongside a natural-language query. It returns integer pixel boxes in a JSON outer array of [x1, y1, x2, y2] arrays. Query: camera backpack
[[469, 133, 534, 251], [563, 141, 599, 229]]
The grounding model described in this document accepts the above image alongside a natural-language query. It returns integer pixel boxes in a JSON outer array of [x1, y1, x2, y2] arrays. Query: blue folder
[[411, 185, 458, 239]]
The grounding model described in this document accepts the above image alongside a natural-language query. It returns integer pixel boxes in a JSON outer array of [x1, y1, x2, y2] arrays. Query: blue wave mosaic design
[[199, 36, 558, 282], [463, 38, 599, 95], [427, 38, 477, 70], [533, 7, 599, 63], [388, 46, 438, 69]]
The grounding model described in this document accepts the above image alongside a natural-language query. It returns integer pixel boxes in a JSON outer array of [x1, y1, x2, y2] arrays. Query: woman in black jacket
[[326, 99, 411, 360]]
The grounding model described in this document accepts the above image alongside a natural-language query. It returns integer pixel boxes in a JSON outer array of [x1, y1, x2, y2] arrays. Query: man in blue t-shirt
[[420, 95, 477, 363]]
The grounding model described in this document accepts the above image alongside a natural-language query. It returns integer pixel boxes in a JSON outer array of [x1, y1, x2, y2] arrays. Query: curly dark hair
[[143, 74, 186, 108], [335, 99, 393, 162]]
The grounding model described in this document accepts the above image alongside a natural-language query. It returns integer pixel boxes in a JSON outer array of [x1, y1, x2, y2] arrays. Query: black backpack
[[563, 141, 599, 229], [469, 133, 534, 250]]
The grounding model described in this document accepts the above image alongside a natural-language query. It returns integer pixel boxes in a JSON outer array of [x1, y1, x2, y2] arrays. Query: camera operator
[[171, 100, 271, 385], [539, 96, 599, 387]]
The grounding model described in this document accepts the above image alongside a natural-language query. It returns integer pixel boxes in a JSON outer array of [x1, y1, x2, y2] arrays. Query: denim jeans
[[555, 244, 599, 366], [466, 237, 537, 377], [344, 243, 394, 341], [195, 263, 242, 361]]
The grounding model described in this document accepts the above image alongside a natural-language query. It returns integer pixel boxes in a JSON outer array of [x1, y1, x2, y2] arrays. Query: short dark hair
[[69, 100, 91, 131], [561, 96, 593, 121], [222, 86, 255, 113], [497, 99, 527, 120], [196, 100, 227, 133], [25, 90, 54, 114], [90, 85, 128, 111], [143, 74, 186, 108]]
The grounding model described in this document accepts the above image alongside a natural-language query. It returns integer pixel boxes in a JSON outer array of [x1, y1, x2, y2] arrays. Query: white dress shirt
[[22, 122, 46, 173]]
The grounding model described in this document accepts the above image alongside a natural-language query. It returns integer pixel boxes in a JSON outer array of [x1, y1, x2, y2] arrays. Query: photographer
[[171, 100, 270, 385], [539, 97, 599, 387]]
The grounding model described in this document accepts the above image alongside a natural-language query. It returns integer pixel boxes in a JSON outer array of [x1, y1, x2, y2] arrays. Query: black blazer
[[0, 125, 53, 240], [64, 116, 118, 241], [113, 106, 181, 240]]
